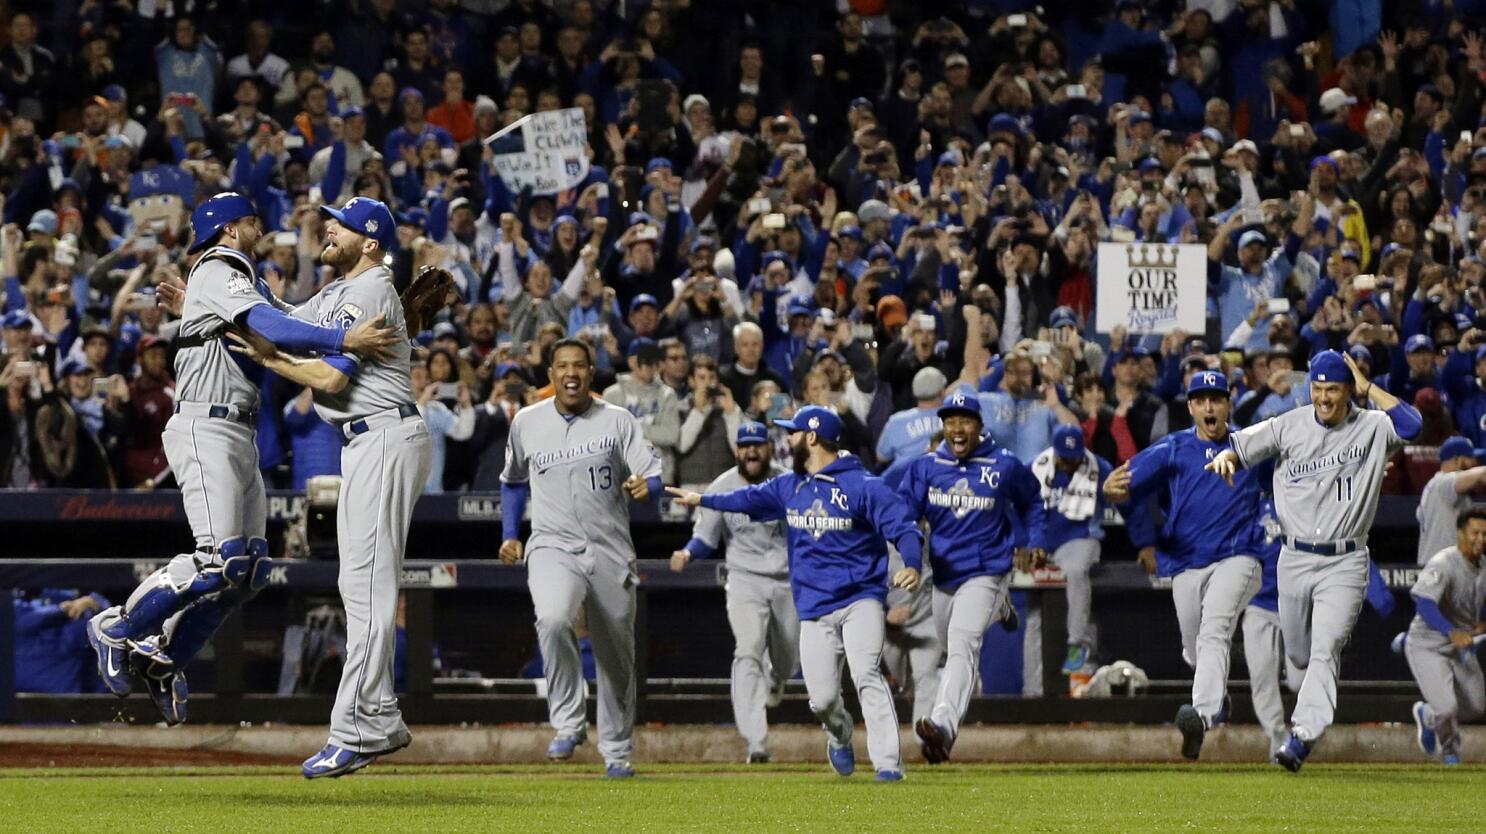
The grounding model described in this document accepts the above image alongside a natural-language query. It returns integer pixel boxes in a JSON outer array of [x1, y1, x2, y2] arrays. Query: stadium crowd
[[0, 0, 1481, 496]]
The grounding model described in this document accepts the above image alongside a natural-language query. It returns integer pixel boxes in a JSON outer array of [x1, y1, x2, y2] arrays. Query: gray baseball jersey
[[1408, 547, 1486, 651], [1416, 472, 1469, 565], [175, 246, 267, 410], [291, 265, 414, 423], [502, 397, 663, 559], [1231, 407, 1406, 541], [693, 463, 790, 577]]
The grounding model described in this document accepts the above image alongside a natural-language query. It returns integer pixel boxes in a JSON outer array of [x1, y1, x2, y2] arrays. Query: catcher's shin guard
[[104, 538, 243, 642], [165, 538, 273, 667]]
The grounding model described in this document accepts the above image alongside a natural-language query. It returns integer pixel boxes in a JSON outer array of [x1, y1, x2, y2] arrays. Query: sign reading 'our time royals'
[[1095, 243, 1206, 334]]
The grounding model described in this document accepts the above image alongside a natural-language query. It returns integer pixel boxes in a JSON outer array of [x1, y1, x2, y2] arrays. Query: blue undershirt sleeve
[[243, 305, 345, 354]]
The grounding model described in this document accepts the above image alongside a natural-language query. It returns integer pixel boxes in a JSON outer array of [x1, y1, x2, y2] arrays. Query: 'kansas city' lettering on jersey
[[927, 478, 998, 518], [786, 499, 855, 539], [534, 436, 621, 471], [1283, 445, 1366, 481]]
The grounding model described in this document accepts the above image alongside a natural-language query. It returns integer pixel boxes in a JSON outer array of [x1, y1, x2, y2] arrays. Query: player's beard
[[739, 449, 769, 482], [790, 438, 809, 475], [319, 240, 360, 273]]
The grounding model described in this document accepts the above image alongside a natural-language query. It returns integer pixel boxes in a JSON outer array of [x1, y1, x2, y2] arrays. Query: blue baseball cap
[[836, 225, 863, 241], [988, 113, 1022, 135], [102, 83, 127, 102], [27, 209, 58, 235], [1439, 436, 1482, 463], [399, 86, 425, 103], [1049, 305, 1078, 329], [787, 300, 815, 318], [937, 391, 981, 421], [629, 293, 659, 313], [1238, 230, 1267, 249], [645, 157, 673, 174], [1405, 334, 1434, 353], [1307, 349, 1351, 384], [1186, 369, 1228, 397], [1127, 111, 1152, 126], [627, 336, 657, 357], [320, 196, 399, 252], [2, 310, 32, 329], [493, 362, 523, 380], [736, 421, 770, 446], [58, 357, 92, 378], [773, 405, 842, 442], [1346, 344, 1372, 364], [867, 242, 894, 262], [760, 250, 790, 271], [848, 96, 874, 113], [340, 105, 365, 119], [936, 151, 961, 168], [690, 235, 716, 253], [1052, 424, 1085, 459], [1309, 155, 1339, 172], [1137, 156, 1164, 173]]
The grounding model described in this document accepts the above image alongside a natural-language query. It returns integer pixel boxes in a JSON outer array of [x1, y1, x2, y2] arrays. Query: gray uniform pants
[[1278, 546, 1368, 743], [800, 598, 901, 773], [1054, 538, 1099, 649], [327, 417, 430, 753], [929, 574, 1009, 740], [1172, 556, 1261, 724], [882, 586, 941, 723], [1406, 642, 1486, 757], [1242, 605, 1302, 756], [161, 413, 265, 551], [725, 569, 799, 756], [529, 546, 638, 766]]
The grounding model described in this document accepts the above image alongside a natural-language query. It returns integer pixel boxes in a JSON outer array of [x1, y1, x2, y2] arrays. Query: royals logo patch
[[334, 303, 364, 329]]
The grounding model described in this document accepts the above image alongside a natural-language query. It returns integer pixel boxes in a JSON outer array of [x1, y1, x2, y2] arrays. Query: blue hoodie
[[1115, 428, 1266, 576], [898, 434, 1045, 591], [700, 454, 924, 620]]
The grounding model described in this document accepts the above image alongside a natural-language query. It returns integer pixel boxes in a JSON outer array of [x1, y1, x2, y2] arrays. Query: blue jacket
[[1117, 428, 1265, 576], [1443, 348, 1486, 446], [13, 590, 111, 693], [1252, 494, 1281, 612], [701, 454, 923, 620], [1040, 454, 1113, 551], [899, 435, 1045, 591]]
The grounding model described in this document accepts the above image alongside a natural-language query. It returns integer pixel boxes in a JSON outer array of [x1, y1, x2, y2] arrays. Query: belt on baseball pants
[[341, 403, 420, 443], [173, 402, 256, 425], [1284, 536, 1364, 556]]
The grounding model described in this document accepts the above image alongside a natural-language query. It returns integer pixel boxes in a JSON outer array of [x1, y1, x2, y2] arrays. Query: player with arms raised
[[1206, 350, 1421, 771]]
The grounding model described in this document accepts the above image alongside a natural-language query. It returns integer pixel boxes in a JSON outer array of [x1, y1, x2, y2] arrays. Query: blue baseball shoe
[[87, 612, 132, 696], [1441, 754, 1460, 766], [1274, 733, 1311, 773], [1413, 701, 1437, 755], [1061, 644, 1089, 674], [915, 717, 953, 764], [827, 740, 855, 776], [1391, 632, 1407, 655], [302, 744, 374, 779], [132, 642, 187, 727], [1175, 705, 1205, 760], [1212, 695, 1232, 728], [875, 770, 904, 782], [547, 733, 585, 761], [605, 761, 635, 778]]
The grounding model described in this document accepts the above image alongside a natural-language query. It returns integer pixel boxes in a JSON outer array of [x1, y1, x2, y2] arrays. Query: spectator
[[658, 337, 691, 397], [876, 367, 946, 486], [427, 69, 477, 145], [277, 31, 366, 114], [1073, 371, 1136, 466], [383, 87, 455, 164], [410, 361, 475, 495], [675, 355, 741, 486], [154, 16, 220, 140], [719, 321, 784, 405], [0, 12, 56, 125], [978, 350, 1079, 464], [282, 387, 341, 492], [226, 20, 291, 90], [13, 589, 110, 693], [1107, 349, 1169, 450], [392, 27, 445, 103], [118, 336, 173, 490], [34, 360, 118, 488], [602, 338, 681, 483], [468, 364, 527, 491]]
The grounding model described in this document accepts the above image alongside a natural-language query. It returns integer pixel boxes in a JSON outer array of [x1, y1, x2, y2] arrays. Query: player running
[[899, 393, 1044, 764], [668, 405, 924, 781], [228, 197, 429, 779], [670, 421, 797, 764], [1206, 350, 1422, 772], [1403, 507, 1486, 766], [1241, 491, 1300, 760], [500, 339, 663, 779], [1106, 371, 1264, 761], [87, 193, 395, 726]]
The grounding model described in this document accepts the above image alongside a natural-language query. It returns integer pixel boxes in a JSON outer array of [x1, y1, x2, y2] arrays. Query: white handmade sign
[[485, 108, 590, 194], [1095, 242, 1206, 334]]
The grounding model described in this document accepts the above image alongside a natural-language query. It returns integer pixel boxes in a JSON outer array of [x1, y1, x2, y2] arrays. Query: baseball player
[[899, 392, 1044, 763], [1241, 491, 1303, 759], [1032, 424, 1112, 676], [667, 405, 924, 781], [1106, 371, 1265, 760], [86, 192, 395, 727], [229, 197, 430, 779], [1415, 437, 1486, 566], [1207, 350, 1422, 771], [1404, 507, 1486, 766], [669, 421, 796, 764], [499, 338, 663, 779], [880, 546, 939, 726]]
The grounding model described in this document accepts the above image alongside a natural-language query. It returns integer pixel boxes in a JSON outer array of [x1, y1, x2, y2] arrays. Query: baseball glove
[[402, 265, 456, 334]]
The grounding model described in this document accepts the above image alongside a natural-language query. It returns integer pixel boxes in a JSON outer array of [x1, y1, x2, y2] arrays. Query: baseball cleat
[[547, 733, 584, 760], [302, 744, 374, 779], [827, 740, 855, 776], [915, 717, 952, 764], [1212, 695, 1232, 728], [1390, 632, 1406, 655], [746, 752, 770, 764], [1061, 644, 1089, 674], [1412, 701, 1437, 755], [605, 761, 636, 779], [874, 770, 904, 782], [1274, 734, 1310, 773], [132, 647, 187, 727], [1175, 705, 1205, 760], [87, 613, 133, 696], [1441, 754, 1460, 766], [372, 735, 412, 759]]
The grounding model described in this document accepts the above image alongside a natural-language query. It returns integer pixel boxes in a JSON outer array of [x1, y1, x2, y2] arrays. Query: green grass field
[[0, 763, 1478, 833]]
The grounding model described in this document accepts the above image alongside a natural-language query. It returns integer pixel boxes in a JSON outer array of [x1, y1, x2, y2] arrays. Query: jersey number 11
[[1334, 475, 1352, 502]]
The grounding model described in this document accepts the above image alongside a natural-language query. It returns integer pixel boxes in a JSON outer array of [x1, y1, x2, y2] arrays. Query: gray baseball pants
[[799, 598, 901, 773], [1172, 555, 1261, 725], [725, 569, 799, 757]]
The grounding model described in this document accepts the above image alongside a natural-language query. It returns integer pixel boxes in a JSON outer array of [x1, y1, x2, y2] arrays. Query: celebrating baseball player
[[1403, 507, 1486, 766], [1241, 491, 1302, 759], [1032, 424, 1112, 677], [898, 392, 1044, 764], [499, 338, 664, 779], [228, 197, 430, 779], [668, 405, 924, 781], [1206, 350, 1422, 772], [1106, 370, 1265, 761], [670, 421, 796, 764], [87, 192, 396, 727]]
